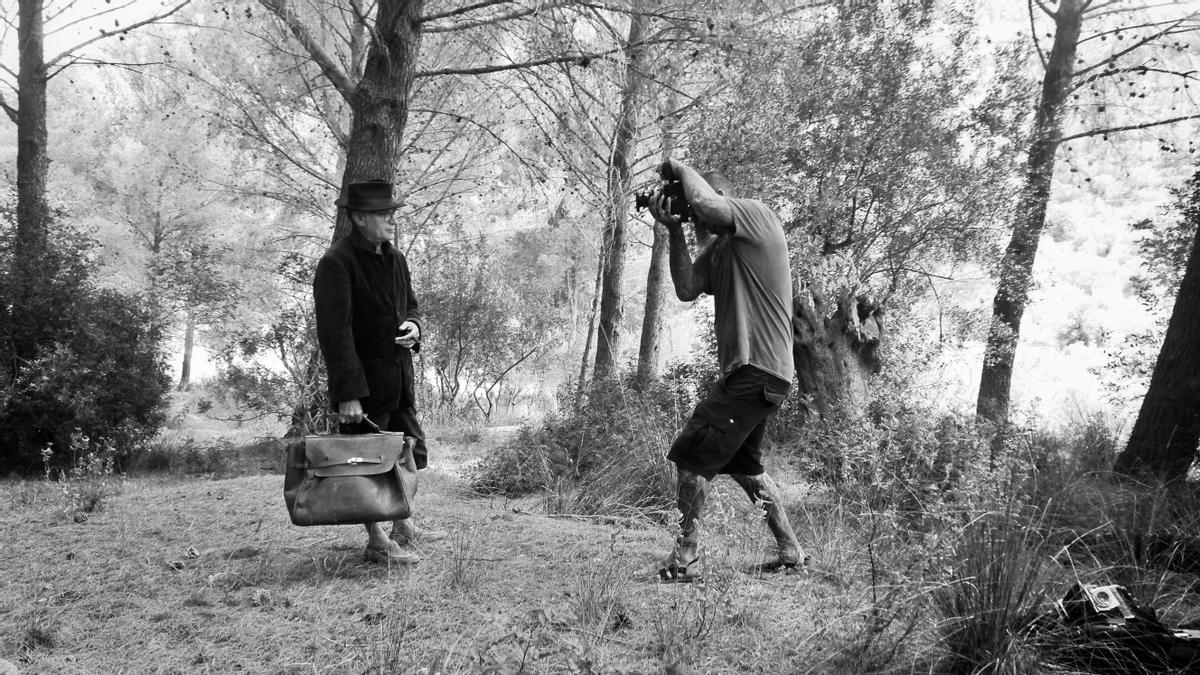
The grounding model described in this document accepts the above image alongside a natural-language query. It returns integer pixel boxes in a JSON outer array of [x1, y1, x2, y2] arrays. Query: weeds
[[650, 573, 737, 666], [444, 529, 480, 591]]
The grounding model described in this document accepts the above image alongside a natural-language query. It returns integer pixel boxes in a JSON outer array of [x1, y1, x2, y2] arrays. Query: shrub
[[469, 370, 698, 523], [0, 225, 170, 474]]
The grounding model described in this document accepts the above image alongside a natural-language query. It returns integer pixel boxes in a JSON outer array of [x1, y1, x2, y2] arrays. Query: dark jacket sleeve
[[313, 254, 369, 403]]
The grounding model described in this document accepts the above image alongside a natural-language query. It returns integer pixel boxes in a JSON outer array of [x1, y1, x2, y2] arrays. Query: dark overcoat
[[313, 227, 423, 418]]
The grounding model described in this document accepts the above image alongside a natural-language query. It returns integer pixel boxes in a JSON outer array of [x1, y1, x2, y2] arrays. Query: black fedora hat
[[334, 179, 403, 211]]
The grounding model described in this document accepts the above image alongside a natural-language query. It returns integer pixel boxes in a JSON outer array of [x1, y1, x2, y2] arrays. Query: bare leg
[[365, 522, 391, 547], [730, 472, 805, 565], [674, 467, 708, 563]]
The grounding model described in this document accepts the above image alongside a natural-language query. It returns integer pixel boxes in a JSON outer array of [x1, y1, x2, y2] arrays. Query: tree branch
[[422, 0, 579, 33], [1029, 0, 1048, 69], [1070, 64, 1199, 94], [1059, 112, 1200, 143], [45, 1, 192, 70], [415, 50, 617, 78], [257, 0, 358, 103], [420, 0, 517, 23], [0, 90, 16, 124]]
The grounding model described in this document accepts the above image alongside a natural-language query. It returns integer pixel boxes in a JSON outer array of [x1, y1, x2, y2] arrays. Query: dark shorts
[[668, 365, 790, 480]]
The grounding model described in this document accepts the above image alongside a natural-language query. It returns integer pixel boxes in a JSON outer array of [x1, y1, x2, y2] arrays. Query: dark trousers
[[339, 403, 428, 470]]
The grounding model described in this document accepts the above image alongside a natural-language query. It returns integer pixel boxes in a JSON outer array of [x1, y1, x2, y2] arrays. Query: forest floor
[[0, 423, 887, 675], [7, 417, 1200, 674]]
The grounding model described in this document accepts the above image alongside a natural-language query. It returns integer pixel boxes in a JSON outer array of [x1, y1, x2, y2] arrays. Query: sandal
[[635, 554, 702, 583]]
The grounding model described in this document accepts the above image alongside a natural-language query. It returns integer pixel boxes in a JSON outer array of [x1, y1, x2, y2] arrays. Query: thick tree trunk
[[593, 8, 647, 381], [333, 0, 424, 239], [976, 1, 1083, 424], [636, 89, 679, 386], [792, 288, 882, 421], [11, 0, 50, 371], [177, 312, 195, 391], [1115, 182, 1200, 481]]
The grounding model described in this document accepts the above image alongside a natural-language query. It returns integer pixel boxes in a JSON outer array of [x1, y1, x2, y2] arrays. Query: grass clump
[[930, 503, 1060, 675]]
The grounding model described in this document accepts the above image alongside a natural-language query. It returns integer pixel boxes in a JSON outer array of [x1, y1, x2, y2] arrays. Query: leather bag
[[284, 427, 418, 526]]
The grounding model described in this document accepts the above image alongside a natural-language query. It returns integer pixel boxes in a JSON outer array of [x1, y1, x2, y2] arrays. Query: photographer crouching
[[635, 159, 807, 582]]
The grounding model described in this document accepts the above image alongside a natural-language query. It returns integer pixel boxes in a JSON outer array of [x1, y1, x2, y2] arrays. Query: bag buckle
[[347, 457, 367, 465]]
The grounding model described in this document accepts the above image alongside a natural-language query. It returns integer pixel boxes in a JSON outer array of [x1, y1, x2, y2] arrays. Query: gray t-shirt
[[694, 197, 794, 383]]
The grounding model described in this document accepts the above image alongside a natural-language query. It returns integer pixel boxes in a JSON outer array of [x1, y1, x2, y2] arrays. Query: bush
[[469, 371, 699, 523], [0, 225, 170, 474]]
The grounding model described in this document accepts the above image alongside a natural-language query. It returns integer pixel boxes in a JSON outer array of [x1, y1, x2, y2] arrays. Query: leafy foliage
[[416, 215, 567, 417], [689, 0, 1019, 304], [0, 219, 170, 474]]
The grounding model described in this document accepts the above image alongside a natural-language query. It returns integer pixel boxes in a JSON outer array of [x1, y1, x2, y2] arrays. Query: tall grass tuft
[[931, 501, 1059, 675]]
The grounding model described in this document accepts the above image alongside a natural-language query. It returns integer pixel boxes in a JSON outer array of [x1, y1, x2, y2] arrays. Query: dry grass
[[5, 424, 1200, 674], [0, 437, 857, 674]]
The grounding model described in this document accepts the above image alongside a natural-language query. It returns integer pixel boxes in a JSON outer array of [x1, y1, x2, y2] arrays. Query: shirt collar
[[348, 226, 393, 255]]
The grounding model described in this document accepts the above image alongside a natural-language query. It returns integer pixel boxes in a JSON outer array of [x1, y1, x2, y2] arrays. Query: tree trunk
[[593, 8, 647, 381], [575, 257, 604, 409], [332, 0, 424, 240], [636, 225, 669, 385], [636, 86, 679, 386], [10, 0, 50, 371], [976, 0, 1084, 425], [792, 288, 882, 421], [1114, 179, 1200, 481], [177, 312, 195, 391]]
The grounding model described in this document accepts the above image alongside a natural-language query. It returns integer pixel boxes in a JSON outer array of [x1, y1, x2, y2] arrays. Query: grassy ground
[[8, 417, 1200, 674], [0, 425, 903, 675]]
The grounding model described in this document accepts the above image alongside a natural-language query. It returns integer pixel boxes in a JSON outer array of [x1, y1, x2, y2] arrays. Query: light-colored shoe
[[364, 540, 420, 565], [390, 521, 449, 546]]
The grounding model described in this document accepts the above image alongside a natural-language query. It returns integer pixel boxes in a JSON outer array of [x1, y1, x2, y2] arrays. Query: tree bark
[[178, 312, 195, 391], [792, 288, 882, 421], [636, 87, 679, 386], [976, 0, 1084, 425], [593, 7, 647, 381], [1114, 178, 1200, 481], [333, 0, 424, 239], [636, 225, 669, 385], [10, 0, 50, 370]]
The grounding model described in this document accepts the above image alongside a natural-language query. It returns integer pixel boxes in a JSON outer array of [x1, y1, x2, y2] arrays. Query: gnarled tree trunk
[[792, 287, 883, 422]]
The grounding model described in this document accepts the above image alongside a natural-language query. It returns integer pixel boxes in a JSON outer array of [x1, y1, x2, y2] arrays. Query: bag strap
[[307, 455, 386, 469]]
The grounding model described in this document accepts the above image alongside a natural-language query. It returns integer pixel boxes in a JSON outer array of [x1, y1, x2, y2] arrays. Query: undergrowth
[[468, 370, 696, 523]]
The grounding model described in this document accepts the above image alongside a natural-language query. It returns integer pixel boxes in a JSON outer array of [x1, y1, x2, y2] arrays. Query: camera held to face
[[634, 179, 693, 221]]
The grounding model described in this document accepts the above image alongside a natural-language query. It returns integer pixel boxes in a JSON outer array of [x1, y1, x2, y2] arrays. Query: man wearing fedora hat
[[313, 178, 447, 564]]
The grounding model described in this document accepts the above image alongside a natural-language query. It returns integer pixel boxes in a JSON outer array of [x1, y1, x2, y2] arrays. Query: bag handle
[[362, 415, 418, 472]]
